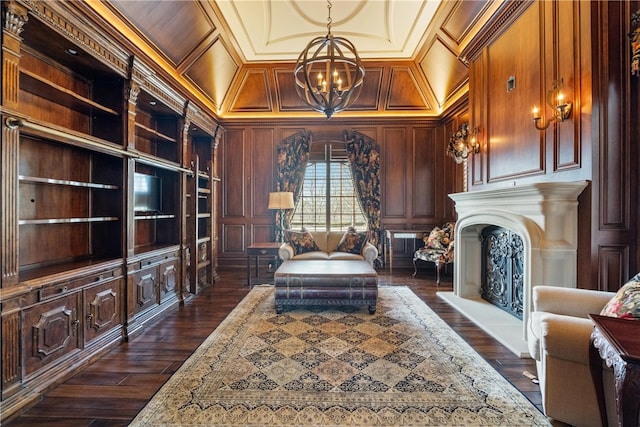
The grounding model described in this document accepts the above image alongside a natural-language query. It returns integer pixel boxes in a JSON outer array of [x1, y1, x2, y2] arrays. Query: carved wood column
[[181, 116, 192, 298], [124, 81, 139, 258], [1, 0, 28, 398], [212, 128, 221, 282], [1, 1, 27, 286]]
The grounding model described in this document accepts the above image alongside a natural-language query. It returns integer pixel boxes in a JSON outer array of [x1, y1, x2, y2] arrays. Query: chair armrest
[[442, 241, 454, 261], [362, 242, 378, 266], [539, 313, 594, 364], [278, 243, 294, 261], [533, 286, 615, 318]]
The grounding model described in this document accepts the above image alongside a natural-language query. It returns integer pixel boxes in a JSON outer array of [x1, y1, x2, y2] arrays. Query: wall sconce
[[531, 78, 572, 130], [447, 123, 479, 164]]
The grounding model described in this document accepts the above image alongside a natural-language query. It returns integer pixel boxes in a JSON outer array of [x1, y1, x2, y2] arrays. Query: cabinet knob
[[87, 313, 93, 320], [60, 286, 68, 293]]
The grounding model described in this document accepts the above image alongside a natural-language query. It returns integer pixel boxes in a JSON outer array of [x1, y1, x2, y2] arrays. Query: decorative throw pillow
[[425, 227, 446, 249], [600, 273, 640, 319], [336, 227, 368, 254], [284, 229, 320, 255]]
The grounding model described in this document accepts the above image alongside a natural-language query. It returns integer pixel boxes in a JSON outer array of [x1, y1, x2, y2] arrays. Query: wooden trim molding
[[459, 0, 531, 63]]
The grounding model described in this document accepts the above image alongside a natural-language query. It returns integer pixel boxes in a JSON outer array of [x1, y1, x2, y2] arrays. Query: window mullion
[[325, 145, 331, 231]]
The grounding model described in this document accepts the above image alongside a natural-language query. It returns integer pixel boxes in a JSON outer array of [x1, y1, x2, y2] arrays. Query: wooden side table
[[247, 242, 281, 287], [589, 314, 640, 427], [384, 229, 428, 273]]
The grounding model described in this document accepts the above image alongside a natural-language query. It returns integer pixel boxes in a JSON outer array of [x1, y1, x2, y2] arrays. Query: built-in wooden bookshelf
[[18, 137, 124, 276], [0, 1, 220, 422], [124, 57, 187, 327], [184, 101, 219, 293], [1, 3, 130, 420]]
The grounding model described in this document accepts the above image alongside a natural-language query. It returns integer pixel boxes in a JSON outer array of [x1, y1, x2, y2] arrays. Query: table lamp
[[268, 191, 295, 242]]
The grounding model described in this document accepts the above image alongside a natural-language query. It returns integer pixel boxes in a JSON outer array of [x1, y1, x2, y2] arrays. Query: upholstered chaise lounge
[[274, 228, 379, 313]]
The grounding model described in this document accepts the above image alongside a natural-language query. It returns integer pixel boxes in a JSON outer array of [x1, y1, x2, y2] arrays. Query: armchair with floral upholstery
[[412, 222, 455, 284]]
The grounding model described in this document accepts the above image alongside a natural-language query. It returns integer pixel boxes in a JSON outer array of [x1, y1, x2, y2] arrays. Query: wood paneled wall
[[466, 1, 639, 291], [216, 118, 464, 268], [216, 0, 639, 288]]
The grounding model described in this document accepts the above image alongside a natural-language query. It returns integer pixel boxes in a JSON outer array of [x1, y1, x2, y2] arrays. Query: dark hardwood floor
[[5, 267, 543, 426]]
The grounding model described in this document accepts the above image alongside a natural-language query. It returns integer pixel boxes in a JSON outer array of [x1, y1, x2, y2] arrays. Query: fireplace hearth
[[438, 181, 589, 357]]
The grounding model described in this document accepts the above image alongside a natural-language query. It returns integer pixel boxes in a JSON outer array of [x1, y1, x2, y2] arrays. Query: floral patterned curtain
[[344, 131, 383, 267], [275, 131, 312, 241]]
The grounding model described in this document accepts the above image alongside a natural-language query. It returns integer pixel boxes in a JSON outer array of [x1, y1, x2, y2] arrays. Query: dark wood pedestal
[[589, 314, 640, 427]]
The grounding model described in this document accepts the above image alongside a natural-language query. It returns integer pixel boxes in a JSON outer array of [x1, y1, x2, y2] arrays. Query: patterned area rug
[[131, 285, 549, 426]]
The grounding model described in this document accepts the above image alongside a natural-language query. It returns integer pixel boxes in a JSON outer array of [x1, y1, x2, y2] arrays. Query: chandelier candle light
[[294, 0, 365, 118]]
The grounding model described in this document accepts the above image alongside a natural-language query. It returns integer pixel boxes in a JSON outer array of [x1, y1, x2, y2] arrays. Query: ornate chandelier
[[294, 0, 365, 118]]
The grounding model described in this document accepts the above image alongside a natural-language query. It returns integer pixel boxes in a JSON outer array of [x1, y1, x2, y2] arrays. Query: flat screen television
[[134, 172, 162, 213]]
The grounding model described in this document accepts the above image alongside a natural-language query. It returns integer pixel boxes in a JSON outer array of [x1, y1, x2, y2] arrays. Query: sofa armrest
[[539, 313, 595, 365], [362, 242, 378, 266], [533, 285, 615, 318], [278, 243, 294, 261]]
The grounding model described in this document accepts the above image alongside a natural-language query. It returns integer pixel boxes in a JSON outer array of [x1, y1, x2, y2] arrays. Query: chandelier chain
[[326, 0, 332, 33]]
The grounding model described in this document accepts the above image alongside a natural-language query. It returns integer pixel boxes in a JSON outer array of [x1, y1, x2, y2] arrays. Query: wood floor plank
[[46, 384, 165, 399], [5, 268, 543, 425]]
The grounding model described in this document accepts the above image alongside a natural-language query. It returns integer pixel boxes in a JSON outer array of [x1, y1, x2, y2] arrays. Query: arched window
[[290, 142, 367, 231]]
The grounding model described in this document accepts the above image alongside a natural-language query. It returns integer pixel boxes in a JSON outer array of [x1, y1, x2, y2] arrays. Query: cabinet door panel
[[23, 294, 80, 376], [133, 267, 158, 313], [84, 278, 123, 343], [159, 260, 177, 302]]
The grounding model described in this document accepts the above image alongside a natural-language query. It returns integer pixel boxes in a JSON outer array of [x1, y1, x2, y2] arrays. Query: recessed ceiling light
[[149, 101, 157, 106], [66, 48, 79, 56]]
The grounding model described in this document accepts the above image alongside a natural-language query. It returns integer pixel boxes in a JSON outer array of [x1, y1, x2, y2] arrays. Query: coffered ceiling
[[90, 1, 501, 120]]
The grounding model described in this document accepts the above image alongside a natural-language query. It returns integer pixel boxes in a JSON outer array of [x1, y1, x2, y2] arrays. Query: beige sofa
[[278, 231, 378, 266], [527, 286, 618, 427]]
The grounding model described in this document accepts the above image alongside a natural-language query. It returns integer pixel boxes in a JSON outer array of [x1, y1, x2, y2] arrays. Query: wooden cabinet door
[[84, 278, 123, 344], [159, 259, 177, 302], [132, 266, 158, 314], [22, 294, 81, 376]]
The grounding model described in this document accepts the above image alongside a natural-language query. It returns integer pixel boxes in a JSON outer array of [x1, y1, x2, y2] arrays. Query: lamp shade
[[268, 192, 295, 210]]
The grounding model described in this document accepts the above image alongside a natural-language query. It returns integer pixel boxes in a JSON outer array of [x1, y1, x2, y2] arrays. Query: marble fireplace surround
[[438, 180, 589, 358]]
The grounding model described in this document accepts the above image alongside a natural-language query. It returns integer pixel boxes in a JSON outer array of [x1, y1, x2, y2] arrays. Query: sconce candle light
[[531, 78, 572, 130], [446, 123, 479, 164]]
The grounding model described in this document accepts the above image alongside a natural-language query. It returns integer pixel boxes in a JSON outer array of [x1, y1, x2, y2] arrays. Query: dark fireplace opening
[[480, 226, 524, 320]]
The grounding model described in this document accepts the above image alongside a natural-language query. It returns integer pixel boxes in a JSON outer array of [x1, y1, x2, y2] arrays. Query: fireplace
[[438, 181, 588, 357]]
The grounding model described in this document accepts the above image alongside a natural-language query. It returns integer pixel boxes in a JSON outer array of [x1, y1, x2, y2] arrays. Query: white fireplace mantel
[[439, 180, 589, 357]]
